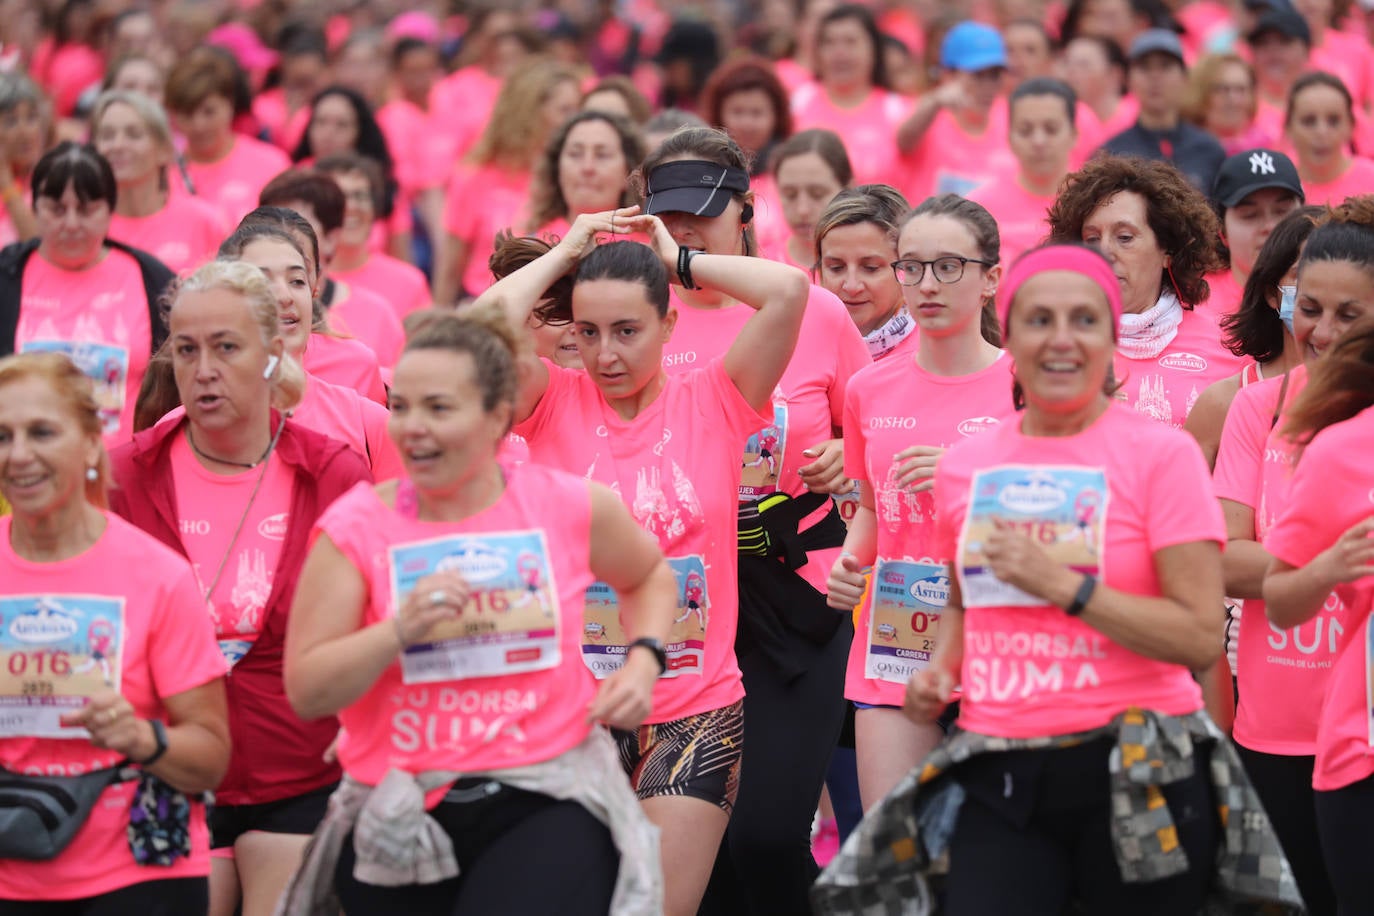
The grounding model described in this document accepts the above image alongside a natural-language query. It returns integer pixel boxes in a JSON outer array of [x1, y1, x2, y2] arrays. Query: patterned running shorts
[[613, 698, 745, 814]]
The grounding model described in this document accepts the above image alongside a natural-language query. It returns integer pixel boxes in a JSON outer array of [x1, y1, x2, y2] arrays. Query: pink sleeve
[[1144, 429, 1227, 552], [147, 567, 227, 700], [1266, 428, 1361, 568], [313, 484, 374, 574], [443, 166, 480, 238], [512, 360, 578, 444], [824, 293, 872, 427], [363, 400, 405, 482], [842, 381, 867, 482], [1212, 386, 1270, 508], [932, 443, 974, 561]]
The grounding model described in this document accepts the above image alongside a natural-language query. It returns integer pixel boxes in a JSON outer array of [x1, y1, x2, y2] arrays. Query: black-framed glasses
[[890, 256, 995, 286]]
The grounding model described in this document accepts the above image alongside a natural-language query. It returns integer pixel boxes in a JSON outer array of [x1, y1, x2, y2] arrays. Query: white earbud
[[263, 355, 280, 380]]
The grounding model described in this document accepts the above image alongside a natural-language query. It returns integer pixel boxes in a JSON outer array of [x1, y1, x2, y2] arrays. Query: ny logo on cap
[[1249, 151, 1276, 176]]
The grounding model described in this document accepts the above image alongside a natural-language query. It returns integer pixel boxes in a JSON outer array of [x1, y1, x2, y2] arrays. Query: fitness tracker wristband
[[628, 637, 669, 675], [1065, 574, 1097, 617], [677, 246, 701, 290], [137, 719, 169, 766]]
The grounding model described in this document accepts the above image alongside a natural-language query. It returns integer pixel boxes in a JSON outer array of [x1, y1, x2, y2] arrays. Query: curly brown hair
[[1046, 154, 1222, 307]]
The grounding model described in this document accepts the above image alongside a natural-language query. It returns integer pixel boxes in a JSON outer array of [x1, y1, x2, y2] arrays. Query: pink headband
[[997, 244, 1123, 333]]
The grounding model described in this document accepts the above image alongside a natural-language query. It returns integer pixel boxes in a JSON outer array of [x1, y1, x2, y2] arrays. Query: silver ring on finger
[[428, 590, 447, 607]]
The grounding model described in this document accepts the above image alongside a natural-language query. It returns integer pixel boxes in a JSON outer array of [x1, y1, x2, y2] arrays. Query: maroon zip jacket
[[109, 410, 372, 806]]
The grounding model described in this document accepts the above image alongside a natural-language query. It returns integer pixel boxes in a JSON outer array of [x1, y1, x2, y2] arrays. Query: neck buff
[[1116, 290, 1183, 360], [864, 308, 916, 359]]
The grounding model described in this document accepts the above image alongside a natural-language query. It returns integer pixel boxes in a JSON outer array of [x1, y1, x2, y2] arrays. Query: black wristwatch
[[137, 719, 169, 766], [628, 637, 668, 676], [1065, 574, 1097, 617]]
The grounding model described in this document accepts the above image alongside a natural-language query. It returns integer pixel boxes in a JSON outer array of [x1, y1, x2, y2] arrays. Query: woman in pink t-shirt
[[0, 72, 45, 247], [112, 259, 372, 916], [1047, 155, 1247, 428], [790, 5, 912, 188], [905, 244, 1231, 913], [969, 78, 1078, 267], [828, 194, 1015, 810], [525, 110, 646, 242], [434, 61, 581, 305], [0, 351, 228, 910], [1211, 202, 1374, 915], [1264, 317, 1374, 914], [281, 308, 676, 915], [479, 208, 809, 916], [91, 91, 227, 276], [1286, 73, 1374, 207], [766, 129, 853, 269], [640, 127, 876, 911], [2, 142, 176, 450]]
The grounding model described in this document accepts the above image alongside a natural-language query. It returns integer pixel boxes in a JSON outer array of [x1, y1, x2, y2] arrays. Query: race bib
[[218, 639, 254, 668], [389, 531, 561, 684], [865, 560, 948, 684], [582, 556, 709, 680], [740, 398, 787, 500], [21, 340, 128, 435], [834, 490, 862, 528], [0, 595, 125, 738], [959, 466, 1108, 608]]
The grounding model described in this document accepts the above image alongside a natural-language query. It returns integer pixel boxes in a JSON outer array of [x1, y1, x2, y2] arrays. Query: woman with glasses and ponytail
[[827, 194, 1014, 812]]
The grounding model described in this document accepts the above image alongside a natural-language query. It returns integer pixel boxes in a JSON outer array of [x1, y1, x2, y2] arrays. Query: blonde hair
[[90, 89, 176, 189], [468, 59, 580, 169], [0, 352, 110, 509], [173, 260, 306, 411], [1182, 54, 1256, 130]]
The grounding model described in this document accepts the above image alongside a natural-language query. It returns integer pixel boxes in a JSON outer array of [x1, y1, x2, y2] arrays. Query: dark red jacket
[[109, 412, 372, 805]]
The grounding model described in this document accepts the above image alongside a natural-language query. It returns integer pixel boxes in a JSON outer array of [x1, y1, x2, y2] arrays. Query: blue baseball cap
[[940, 22, 1008, 72]]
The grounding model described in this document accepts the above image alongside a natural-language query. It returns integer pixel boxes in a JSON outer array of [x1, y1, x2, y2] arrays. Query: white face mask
[[1278, 285, 1297, 335]]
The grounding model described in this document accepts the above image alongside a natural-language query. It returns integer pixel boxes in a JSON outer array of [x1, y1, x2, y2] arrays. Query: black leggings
[[0, 877, 208, 915], [698, 618, 852, 916], [1234, 745, 1335, 916], [334, 781, 618, 916], [943, 738, 1218, 916], [1315, 774, 1374, 915]]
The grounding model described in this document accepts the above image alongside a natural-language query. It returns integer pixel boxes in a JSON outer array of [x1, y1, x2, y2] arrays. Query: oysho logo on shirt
[[257, 513, 289, 540], [180, 519, 210, 536], [1158, 352, 1207, 372], [664, 351, 698, 367], [957, 416, 999, 437], [869, 416, 918, 430]]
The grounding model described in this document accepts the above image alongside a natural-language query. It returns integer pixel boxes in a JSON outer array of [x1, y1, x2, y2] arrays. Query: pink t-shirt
[[1310, 29, 1374, 108], [934, 402, 1223, 737], [17, 249, 152, 449], [429, 67, 503, 164], [967, 175, 1053, 267], [1299, 156, 1374, 208], [107, 196, 228, 277], [903, 99, 1016, 202], [0, 513, 225, 900], [443, 163, 533, 299], [302, 332, 387, 404], [168, 435, 292, 668], [175, 135, 292, 226], [516, 359, 770, 723], [789, 84, 914, 187], [332, 253, 432, 320], [663, 285, 872, 590], [749, 172, 790, 267], [294, 373, 404, 483], [316, 465, 601, 785], [1200, 270, 1244, 325], [327, 282, 406, 369], [842, 351, 1016, 706], [1213, 366, 1342, 754], [1266, 405, 1374, 789], [377, 99, 430, 198], [1114, 307, 1247, 428]]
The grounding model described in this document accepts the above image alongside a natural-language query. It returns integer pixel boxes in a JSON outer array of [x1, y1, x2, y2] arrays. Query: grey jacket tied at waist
[[274, 727, 662, 916], [811, 708, 1302, 915]]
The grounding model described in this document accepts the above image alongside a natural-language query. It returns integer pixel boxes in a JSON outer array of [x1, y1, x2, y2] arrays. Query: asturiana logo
[[257, 513, 289, 540], [12, 600, 79, 643], [1159, 352, 1207, 372], [997, 476, 1067, 514], [957, 416, 999, 437], [911, 574, 950, 606], [434, 542, 508, 582]]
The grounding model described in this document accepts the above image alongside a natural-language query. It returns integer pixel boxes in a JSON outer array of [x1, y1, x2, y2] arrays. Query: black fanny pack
[[0, 764, 131, 861]]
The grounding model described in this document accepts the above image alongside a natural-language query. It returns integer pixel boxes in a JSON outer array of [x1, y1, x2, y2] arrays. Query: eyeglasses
[[890, 256, 994, 286]]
